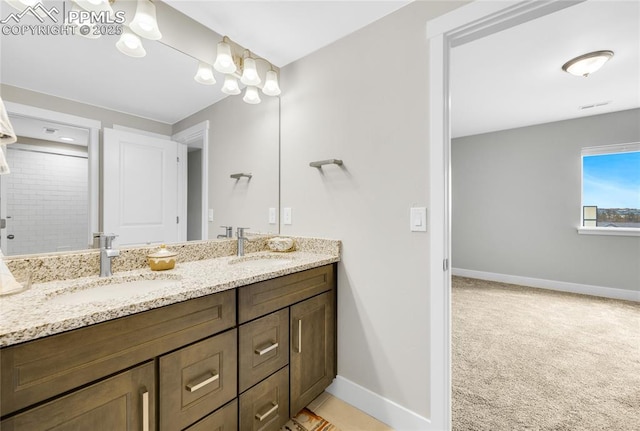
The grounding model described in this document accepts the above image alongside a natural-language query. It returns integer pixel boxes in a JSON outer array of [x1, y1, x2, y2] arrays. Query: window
[[580, 143, 640, 236]]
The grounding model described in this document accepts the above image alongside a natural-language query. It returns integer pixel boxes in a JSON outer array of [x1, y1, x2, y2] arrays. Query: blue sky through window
[[583, 151, 640, 209]]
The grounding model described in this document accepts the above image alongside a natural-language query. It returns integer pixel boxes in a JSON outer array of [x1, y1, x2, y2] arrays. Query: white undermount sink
[[48, 274, 182, 306], [228, 254, 294, 268]]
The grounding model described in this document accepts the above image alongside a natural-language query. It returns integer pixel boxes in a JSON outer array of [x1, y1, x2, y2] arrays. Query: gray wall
[[187, 150, 202, 241], [452, 108, 640, 291], [279, 0, 467, 419], [173, 94, 280, 236]]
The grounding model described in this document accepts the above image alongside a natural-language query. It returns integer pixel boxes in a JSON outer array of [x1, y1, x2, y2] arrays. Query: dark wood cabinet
[[160, 329, 238, 431], [1, 263, 337, 431], [1, 361, 155, 431], [290, 291, 336, 415]]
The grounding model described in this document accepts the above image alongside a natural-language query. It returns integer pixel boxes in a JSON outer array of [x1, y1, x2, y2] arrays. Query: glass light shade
[[214, 41, 236, 74], [130, 0, 162, 41], [243, 86, 261, 104], [241, 57, 261, 86], [194, 62, 216, 85], [116, 28, 146, 58], [221, 74, 241, 95], [262, 70, 281, 96], [562, 51, 614, 77]]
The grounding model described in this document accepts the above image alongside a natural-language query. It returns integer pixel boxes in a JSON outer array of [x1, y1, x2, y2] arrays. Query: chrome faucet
[[217, 225, 233, 239], [98, 233, 119, 277], [236, 227, 249, 257]]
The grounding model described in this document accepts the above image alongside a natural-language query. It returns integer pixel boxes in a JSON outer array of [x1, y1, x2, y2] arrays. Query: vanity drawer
[[1, 289, 236, 417], [239, 308, 289, 393], [1, 361, 155, 431], [159, 329, 237, 431], [184, 399, 238, 431], [238, 264, 334, 323], [239, 366, 290, 431]]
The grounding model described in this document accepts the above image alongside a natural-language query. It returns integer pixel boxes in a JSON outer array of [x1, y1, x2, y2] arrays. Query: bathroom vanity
[[0, 240, 339, 431]]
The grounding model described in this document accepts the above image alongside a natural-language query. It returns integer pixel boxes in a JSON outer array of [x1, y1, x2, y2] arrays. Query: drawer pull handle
[[255, 402, 279, 421], [186, 372, 219, 392], [297, 319, 302, 353], [255, 342, 279, 356], [142, 390, 149, 431]]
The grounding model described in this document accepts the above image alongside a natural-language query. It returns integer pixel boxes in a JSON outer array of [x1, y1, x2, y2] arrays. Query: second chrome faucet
[[236, 227, 249, 256]]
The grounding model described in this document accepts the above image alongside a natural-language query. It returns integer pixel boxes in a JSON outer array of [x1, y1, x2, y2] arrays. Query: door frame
[[2, 102, 100, 251], [172, 121, 210, 241], [426, 1, 584, 429]]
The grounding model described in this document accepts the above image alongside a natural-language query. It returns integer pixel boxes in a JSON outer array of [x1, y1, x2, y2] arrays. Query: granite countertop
[[0, 250, 339, 347]]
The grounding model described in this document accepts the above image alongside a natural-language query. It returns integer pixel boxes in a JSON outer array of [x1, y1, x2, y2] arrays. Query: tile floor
[[307, 392, 395, 431]]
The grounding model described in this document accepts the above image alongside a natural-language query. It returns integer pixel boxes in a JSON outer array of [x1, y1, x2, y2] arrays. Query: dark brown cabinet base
[[0, 263, 337, 431]]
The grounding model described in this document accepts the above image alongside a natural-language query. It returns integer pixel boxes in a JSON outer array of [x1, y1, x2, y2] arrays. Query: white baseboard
[[452, 268, 640, 302], [325, 375, 432, 431]]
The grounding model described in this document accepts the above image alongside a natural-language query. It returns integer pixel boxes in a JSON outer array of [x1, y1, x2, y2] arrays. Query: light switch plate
[[208, 209, 214, 222], [410, 207, 427, 232], [268, 208, 277, 224], [283, 207, 292, 225]]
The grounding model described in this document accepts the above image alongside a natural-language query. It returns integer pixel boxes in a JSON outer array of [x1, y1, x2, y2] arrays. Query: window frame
[[578, 142, 640, 237]]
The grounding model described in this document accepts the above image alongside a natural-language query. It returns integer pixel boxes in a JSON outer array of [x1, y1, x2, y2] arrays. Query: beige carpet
[[452, 276, 640, 431]]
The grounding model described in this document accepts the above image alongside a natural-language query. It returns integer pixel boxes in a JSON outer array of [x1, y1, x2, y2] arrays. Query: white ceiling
[[1, 0, 638, 136], [451, 0, 640, 138]]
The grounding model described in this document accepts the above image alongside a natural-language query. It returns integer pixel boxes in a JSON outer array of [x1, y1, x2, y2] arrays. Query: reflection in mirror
[[0, 121, 89, 255], [0, 1, 280, 256]]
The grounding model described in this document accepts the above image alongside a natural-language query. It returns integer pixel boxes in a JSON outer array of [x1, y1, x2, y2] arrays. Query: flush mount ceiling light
[[129, 0, 162, 41], [562, 50, 614, 77]]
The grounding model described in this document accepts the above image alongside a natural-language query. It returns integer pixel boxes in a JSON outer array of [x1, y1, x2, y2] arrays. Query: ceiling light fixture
[[240, 53, 261, 86], [194, 62, 216, 85], [221, 74, 241, 95], [116, 27, 146, 58], [129, 0, 162, 41], [243, 86, 261, 105], [214, 36, 237, 74], [197, 35, 281, 104], [562, 50, 614, 77]]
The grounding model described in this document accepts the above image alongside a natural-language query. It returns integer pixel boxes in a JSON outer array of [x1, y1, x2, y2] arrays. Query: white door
[[103, 128, 179, 247]]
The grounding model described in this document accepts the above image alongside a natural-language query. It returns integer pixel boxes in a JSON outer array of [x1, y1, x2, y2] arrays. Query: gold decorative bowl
[[147, 245, 177, 271]]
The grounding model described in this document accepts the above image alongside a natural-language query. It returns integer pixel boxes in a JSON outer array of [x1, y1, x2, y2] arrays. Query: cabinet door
[[239, 308, 289, 393], [239, 366, 289, 431], [159, 329, 237, 431], [0, 361, 155, 431], [290, 291, 336, 415]]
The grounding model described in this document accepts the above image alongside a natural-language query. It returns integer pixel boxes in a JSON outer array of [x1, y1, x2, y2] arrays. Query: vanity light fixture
[[243, 86, 261, 105], [116, 27, 146, 58], [562, 50, 614, 77], [214, 36, 237, 74], [194, 62, 216, 85], [129, 0, 162, 41], [262, 69, 282, 96], [240, 53, 261, 86], [221, 74, 241, 95]]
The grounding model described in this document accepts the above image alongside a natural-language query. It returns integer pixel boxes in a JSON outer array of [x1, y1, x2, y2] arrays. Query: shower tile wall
[[4, 148, 88, 255]]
